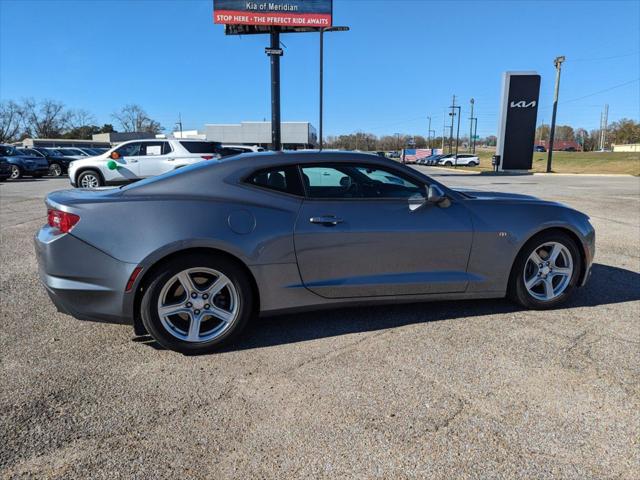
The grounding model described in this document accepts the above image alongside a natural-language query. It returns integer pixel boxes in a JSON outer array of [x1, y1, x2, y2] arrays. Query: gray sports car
[[35, 151, 595, 354]]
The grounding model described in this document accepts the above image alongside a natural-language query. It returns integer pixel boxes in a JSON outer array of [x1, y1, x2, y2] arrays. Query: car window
[[115, 142, 142, 157], [179, 141, 221, 154], [301, 164, 424, 199], [246, 166, 303, 196], [139, 142, 166, 156]]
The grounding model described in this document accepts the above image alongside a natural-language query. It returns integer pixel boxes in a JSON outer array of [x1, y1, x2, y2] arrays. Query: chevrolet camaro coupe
[[35, 151, 595, 354]]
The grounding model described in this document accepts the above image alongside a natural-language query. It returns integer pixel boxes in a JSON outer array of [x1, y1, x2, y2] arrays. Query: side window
[[301, 164, 424, 199], [162, 142, 173, 155], [138, 142, 164, 156], [115, 142, 142, 157], [246, 166, 303, 196]]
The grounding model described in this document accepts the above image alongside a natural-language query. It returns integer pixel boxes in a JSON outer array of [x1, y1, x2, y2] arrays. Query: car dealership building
[[203, 121, 318, 149]]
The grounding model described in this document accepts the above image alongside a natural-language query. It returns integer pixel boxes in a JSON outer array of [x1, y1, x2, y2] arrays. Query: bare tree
[[0, 100, 23, 143], [21, 98, 73, 138], [68, 109, 96, 130], [112, 104, 163, 134]]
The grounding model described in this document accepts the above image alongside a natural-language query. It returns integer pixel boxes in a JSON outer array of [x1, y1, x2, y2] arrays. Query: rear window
[[180, 141, 221, 154]]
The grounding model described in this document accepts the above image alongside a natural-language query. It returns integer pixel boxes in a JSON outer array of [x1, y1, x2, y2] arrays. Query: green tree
[[608, 118, 640, 145]]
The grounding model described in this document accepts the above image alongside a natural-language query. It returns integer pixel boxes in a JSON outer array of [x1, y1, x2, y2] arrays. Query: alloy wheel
[[523, 241, 573, 301], [49, 164, 62, 177], [80, 173, 99, 188], [10, 166, 20, 179], [156, 267, 239, 343]]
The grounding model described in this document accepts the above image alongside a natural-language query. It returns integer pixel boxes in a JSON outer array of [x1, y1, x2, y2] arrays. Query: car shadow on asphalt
[[137, 263, 639, 354]]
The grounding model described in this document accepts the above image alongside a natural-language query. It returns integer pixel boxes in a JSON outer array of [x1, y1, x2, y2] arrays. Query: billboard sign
[[496, 72, 541, 170], [214, 0, 332, 28]]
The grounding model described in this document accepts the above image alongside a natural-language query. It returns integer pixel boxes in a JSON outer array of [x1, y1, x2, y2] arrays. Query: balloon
[[107, 160, 119, 170]]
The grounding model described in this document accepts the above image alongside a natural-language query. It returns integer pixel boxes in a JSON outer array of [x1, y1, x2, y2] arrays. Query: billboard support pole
[[270, 29, 282, 151], [319, 28, 324, 150]]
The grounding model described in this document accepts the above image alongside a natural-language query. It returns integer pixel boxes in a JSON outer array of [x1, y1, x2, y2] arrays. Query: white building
[[204, 121, 317, 149]]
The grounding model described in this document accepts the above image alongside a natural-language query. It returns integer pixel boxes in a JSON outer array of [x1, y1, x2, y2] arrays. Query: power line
[[571, 51, 640, 62], [537, 78, 640, 110]]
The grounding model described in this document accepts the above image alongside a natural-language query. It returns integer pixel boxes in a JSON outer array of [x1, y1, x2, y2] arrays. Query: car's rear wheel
[[509, 231, 581, 309], [468, 161, 478, 167], [49, 163, 63, 177], [77, 170, 103, 188], [10, 165, 21, 179], [141, 254, 254, 354], [444, 161, 453, 167]]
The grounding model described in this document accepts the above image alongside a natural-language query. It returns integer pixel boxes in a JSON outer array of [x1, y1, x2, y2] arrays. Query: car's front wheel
[[77, 170, 103, 188], [141, 254, 254, 354], [10, 165, 21, 179], [510, 231, 581, 309], [444, 161, 453, 167]]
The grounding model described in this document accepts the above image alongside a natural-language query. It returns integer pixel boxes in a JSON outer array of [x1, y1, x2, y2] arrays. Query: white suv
[[69, 139, 223, 188], [438, 154, 479, 167]]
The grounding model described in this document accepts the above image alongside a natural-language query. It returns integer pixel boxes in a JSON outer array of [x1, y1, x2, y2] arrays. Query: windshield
[[44, 148, 63, 157], [0, 145, 21, 156]]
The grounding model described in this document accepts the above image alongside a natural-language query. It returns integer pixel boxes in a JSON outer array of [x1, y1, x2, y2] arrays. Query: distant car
[[221, 144, 265, 153], [534, 145, 546, 152], [438, 154, 479, 167], [562, 146, 577, 152], [28, 147, 75, 177], [68, 139, 229, 188], [0, 144, 49, 179]]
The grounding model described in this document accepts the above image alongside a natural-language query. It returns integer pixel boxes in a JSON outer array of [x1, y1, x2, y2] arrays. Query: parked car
[[0, 156, 11, 181], [438, 154, 479, 167], [0, 144, 49, 179], [221, 144, 265, 153], [36, 151, 595, 354], [68, 139, 228, 188], [28, 147, 75, 177], [534, 145, 547, 152]]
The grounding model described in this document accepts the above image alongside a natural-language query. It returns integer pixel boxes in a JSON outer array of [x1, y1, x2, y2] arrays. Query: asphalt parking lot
[[1, 170, 639, 479]]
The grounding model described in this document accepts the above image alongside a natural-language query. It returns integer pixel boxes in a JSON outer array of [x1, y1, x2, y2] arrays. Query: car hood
[[455, 188, 555, 204]]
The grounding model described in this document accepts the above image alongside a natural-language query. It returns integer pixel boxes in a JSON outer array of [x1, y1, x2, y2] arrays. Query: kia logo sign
[[510, 100, 537, 108]]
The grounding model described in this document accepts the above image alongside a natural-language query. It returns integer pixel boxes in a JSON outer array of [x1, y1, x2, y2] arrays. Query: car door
[[294, 163, 473, 298], [110, 142, 143, 180], [138, 141, 174, 177]]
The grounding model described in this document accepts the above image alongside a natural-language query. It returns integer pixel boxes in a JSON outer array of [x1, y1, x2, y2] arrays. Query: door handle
[[167, 157, 175, 161], [310, 215, 343, 226], [129, 159, 138, 163]]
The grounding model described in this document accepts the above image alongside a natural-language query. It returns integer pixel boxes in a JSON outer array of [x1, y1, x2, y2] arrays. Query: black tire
[[444, 161, 453, 167], [77, 170, 103, 188], [49, 163, 63, 177], [509, 230, 581, 309], [141, 253, 254, 354], [9, 165, 21, 180], [468, 161, 478, 167]]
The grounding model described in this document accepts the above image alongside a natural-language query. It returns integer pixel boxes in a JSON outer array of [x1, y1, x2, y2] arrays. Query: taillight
[[47, 208, 80, 233], [201, 155, 214, 160]]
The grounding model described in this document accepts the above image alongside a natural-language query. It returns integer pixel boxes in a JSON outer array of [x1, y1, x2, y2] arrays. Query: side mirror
[[427, 185, 450, 207], [110, 151, 120, 160]]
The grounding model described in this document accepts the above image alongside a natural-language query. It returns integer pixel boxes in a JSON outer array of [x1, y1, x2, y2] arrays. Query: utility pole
[[442, 111, 446, 150], [448, 95, 456, 154], [471, 117, 478, 154], [394, 132, 401, 152], [599, 103, 609, 150], [175, 113, 183, 138], [538, 118, 544, 144], [546, 55, 565, 173], [427, 116, 432, 149], [469, 98, 475, 152]]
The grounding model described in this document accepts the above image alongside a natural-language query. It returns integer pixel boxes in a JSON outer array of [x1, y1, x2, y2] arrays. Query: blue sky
[[1, 0, 638, 138]]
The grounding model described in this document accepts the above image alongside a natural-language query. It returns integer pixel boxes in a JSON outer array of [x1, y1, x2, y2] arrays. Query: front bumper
[[35, 226, 138, 325]]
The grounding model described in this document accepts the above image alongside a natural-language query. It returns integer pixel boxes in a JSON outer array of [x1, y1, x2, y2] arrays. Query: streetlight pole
[[546, 55, 565, 173], [427, 116, 432, 149], [318, 26, 349, 151]]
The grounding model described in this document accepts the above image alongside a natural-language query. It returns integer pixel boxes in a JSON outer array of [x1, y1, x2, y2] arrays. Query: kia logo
[[510, 100, 537, 108]]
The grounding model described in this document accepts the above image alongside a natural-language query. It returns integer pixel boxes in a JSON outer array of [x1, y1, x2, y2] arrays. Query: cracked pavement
[[1, 171, 639, 479]]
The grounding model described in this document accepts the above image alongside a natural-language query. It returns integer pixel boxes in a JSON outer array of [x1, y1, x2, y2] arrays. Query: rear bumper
[[35, 226, 138, 325]]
